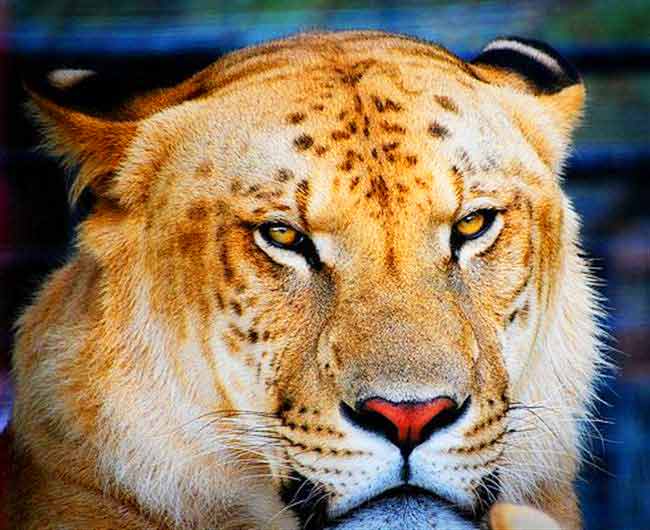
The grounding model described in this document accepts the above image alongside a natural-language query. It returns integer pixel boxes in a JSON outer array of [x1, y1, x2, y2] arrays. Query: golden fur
[[10, 31, 603, 529]]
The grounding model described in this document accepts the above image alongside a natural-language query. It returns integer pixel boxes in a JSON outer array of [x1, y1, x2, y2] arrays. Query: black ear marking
[[23, 58, 213, 119], [472, 36, 580, 94], [23, 67, 144, 118]]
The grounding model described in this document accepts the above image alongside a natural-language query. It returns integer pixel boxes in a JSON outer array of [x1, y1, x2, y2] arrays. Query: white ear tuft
[[472, 36, 580, 94], [47, 69, 97, 90]]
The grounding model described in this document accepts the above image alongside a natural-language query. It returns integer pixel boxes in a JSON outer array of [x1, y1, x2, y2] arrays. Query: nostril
[[341, 396, 470, 457]]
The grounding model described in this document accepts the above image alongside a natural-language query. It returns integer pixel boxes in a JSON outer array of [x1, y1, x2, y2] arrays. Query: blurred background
[[1, 1, 649, 528]]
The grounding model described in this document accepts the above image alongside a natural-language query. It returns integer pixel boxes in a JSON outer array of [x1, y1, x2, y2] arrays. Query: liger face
[[127, 49, 562, 526], [16, 28, 593, 530]]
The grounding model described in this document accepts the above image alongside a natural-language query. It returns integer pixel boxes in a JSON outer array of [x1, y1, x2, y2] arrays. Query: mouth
[[282, 476, 489, 530]]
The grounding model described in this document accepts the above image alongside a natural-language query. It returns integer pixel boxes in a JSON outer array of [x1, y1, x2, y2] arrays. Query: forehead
[[157, 48, 538, 228]]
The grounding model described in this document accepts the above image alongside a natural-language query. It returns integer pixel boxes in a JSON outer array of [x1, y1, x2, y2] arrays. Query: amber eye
[[451, 209, 498, 252], [263, 224, 303, 249], [455, 211, 487, 238], [258, 223, 322, 270]]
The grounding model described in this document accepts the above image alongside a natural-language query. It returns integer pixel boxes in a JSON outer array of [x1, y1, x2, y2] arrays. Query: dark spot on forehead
[[414, 177, 427, 189], [338, 110, 348, 121], [405, 154, 418, 166], [331, 130, 351, 141], [363, 115, 370, 137], [294, 134, 314, 151], [371, 95, 403, 113], [367, 174, 390, 209], [339, 159, 354, 172], [354, 95, 363, 113], [312, 103, 325, 112], [276, 168, 294, 182], [287, 112, 306, 124], [428, 121, 450, 139], [341, 71, 363, 86], [382, 142, 399, 152], [384, 99, 402, 112], [347, 121, 358, 134], [347, 149, 363, 160], [380, 121, 406, 134], [372, 95, 385, 112], [434, 95, 460, 114], [314, 145, 328, 156]]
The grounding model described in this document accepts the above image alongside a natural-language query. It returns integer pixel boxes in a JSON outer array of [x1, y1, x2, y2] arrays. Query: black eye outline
[[258, 222, 322, 270], [450, 209, 499, 257]]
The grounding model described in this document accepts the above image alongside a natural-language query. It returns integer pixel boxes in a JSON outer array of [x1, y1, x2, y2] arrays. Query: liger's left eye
[[452, 209, 497, 242], [455, 211, 487, 238]]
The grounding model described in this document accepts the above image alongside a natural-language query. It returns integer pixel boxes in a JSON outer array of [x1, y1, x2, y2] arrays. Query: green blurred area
[[580, 74, 650, 146], [11, 0, 650, 43]]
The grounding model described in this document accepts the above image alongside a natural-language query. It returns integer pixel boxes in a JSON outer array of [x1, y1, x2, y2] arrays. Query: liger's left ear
[[471, 37, 585, 169], [24, 63, 213, 206]]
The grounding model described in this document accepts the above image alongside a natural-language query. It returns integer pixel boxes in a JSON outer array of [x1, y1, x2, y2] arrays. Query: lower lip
[[324, 490, 478, 530]]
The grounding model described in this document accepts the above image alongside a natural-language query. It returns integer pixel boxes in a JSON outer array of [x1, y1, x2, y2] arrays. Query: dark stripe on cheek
[[295, 179, 311, 230]]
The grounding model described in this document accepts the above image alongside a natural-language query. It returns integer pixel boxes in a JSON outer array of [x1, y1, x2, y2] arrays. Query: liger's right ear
[[24, 69, 139, 205]]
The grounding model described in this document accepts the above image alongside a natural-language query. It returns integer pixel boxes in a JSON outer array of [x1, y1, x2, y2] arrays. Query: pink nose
[[362, 397, 458, 447]]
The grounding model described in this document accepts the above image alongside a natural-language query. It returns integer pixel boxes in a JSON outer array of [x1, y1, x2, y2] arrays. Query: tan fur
[[11, 31, 602, 530]]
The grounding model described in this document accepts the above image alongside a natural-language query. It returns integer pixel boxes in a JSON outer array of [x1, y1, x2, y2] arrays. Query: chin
[[324, 487, 480, 530], [283, 475, 488, 530]]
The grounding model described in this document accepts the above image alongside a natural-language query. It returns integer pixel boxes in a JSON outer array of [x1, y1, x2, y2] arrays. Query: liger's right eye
[[262, 224, 304, 250], [257, 223, 322, 270]]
